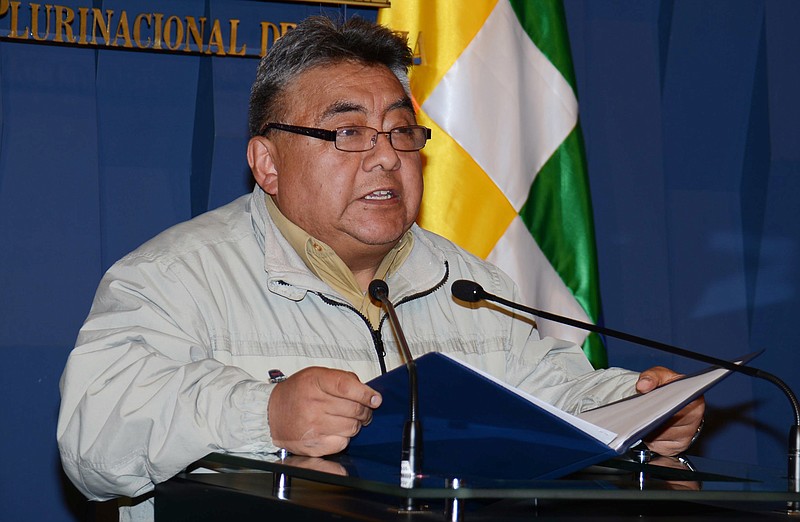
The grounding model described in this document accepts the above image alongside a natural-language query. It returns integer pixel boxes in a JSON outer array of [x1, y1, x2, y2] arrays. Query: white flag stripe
[[421, 0, 578, 211], [487, 215, 591, 346]]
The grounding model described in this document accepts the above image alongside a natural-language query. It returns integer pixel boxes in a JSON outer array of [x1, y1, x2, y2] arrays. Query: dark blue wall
[[1, 1, 798, 520], [0, 2, 374, 520], [565, 0, 800, 471]]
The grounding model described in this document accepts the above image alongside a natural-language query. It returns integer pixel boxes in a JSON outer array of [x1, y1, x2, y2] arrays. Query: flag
[[379, 0, 607, 368]]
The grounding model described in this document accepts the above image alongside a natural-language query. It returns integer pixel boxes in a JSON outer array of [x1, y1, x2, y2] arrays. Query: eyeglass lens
[[335, 126, 427, 152]]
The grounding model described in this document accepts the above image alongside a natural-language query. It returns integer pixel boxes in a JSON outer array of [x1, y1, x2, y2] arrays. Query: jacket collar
[[248, 186, 448, 302]]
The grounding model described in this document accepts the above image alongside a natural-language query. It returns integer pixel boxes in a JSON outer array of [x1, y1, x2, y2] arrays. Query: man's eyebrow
[[388, 97, 415, 113], [319, 97, 415, 122], [321, 101, 366, 120]]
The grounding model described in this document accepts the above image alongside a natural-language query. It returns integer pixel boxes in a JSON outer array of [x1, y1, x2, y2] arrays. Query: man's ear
[[247, 136, 279, 195]]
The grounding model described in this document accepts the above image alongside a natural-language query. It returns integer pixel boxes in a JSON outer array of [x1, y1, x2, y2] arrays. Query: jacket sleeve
[[510, 332, 640, 414], [57, 254, 279, 501], [495, 277, 641, 414]]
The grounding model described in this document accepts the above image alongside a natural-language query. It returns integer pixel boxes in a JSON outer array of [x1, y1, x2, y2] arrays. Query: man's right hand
[[267, 367, 382, 456]]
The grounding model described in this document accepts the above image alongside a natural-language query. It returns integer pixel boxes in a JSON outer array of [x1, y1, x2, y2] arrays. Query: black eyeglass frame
[[261, 122, 432, 152]]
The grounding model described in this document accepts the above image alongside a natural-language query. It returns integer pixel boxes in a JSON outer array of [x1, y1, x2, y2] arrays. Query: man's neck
[[264, 193, 412, 295], [335, 244, 393, 290], [351, 267, 379, 293]]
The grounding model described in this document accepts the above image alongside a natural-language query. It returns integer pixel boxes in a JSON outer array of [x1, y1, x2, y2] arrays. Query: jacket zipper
[[314, 294, 389, 374], [312, 261, 450, 375]]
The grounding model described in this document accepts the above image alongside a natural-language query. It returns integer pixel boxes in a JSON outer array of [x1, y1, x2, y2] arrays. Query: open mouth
[[363, 190, 395, 201]]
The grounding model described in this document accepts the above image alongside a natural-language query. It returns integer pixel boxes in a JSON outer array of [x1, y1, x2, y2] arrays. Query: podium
[[155, 451, 800, 520]]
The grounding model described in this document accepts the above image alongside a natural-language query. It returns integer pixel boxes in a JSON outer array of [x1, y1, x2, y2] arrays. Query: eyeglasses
[[262, 123, 432, 152]]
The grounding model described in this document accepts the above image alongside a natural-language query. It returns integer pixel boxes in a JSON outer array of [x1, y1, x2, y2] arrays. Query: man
[[58, 15, 703, 519]]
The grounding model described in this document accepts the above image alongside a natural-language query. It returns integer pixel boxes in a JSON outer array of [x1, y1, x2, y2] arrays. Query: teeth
[[365, 190, 393, 200]]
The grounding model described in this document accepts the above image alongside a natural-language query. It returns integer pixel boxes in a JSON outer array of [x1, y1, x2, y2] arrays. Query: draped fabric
[[379, 0, 607, 367]]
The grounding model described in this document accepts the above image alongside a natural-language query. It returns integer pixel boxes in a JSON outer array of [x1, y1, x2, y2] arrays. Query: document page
[[577, 361, 746, 452]]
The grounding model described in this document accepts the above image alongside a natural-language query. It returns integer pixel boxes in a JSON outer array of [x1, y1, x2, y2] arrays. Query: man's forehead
[[319, 97, 414, 120], [286, 62, 411, 119]]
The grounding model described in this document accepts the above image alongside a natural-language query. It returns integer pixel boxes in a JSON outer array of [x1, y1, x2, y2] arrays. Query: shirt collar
[[264, 194, 413, 325]]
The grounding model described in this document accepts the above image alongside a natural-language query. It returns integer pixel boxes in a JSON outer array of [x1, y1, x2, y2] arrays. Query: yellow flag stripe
[[380, 1, 514, 257], [379, 1, 498, 107], [415, 110, 516, 258]]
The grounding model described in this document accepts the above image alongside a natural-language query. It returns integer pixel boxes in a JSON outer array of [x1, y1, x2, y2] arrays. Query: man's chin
[[354, 230, 408, 248], [346, 221, 411, 246]]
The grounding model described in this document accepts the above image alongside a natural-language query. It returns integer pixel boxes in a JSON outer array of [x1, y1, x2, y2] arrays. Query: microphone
[[452, 279, 800, 506], [369, 279, 422, 500]]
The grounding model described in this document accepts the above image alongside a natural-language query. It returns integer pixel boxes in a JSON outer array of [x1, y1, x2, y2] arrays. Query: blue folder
[[347, 352, 619, 482]]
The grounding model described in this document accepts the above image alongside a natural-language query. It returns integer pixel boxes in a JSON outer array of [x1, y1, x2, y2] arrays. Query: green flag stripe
[[583, 332, 607, 370], [519, 126, 607, 369], [522, 127, 598, 319], [508, 0, 606, 368], [508, 0, 577, 93]]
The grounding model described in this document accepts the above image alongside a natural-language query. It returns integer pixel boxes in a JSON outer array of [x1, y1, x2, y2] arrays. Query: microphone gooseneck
[[369, 279, 422, 497], [452, 279, 800, 504]]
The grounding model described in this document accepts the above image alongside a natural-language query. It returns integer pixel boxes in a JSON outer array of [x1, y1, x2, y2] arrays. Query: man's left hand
[[636, 366, 706, 456]]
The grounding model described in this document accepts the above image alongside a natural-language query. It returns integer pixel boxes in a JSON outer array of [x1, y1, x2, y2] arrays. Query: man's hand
[[636, 366, 705, 456], [267, 367, 382, 457]]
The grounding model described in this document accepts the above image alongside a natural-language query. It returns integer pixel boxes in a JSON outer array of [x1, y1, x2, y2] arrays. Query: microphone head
[[451, 279, 485, 303], [368, 279, 389, 301]]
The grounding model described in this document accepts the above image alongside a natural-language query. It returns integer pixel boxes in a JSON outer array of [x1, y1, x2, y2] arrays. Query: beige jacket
[[57, 186, 638, 503]]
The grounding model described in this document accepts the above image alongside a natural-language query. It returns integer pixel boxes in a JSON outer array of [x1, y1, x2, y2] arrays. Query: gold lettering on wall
[[114, 10, 133, 48], [30, 3, 52, 41], [282, 0, 389, 6], [165, 16, 184, 51], [3, 1, 25, 39], [133, 13, 150, 48], [227, 19, 245, 56], [54, 5, 73, 43], [91, 9, 112, 46], [185, 16, 205, 52], [258, 21, 280, 57], [152, 12, 164, 49], [0, 2, 330, 57]]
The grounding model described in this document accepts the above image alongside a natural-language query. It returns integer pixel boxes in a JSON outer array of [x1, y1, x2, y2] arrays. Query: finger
[[317, 370, 382, 408], [652, 397, 704, 430], [279, 415, 363, 456], [674, 397, 706, 430], [301, 413, 364, 439], [331, 415, 366, 438], [644, 397, 705, 455], [655, 398, 705, 439], [646, 438, 688, 457], [645, 419, 699, 455], [315, 434, 352, 455], [322, 396, 375, 424], [268, 368, 379, 457], [636, 366, 682, 393]]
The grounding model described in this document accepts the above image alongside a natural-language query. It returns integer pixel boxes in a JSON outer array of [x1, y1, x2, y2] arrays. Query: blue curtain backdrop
[[0, 2, 376, 520], [566, 0, 800, 470], [1, 1, 798, 520]]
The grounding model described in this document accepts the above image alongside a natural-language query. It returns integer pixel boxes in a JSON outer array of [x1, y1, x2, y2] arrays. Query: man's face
[[255, 62, 424, 268]]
